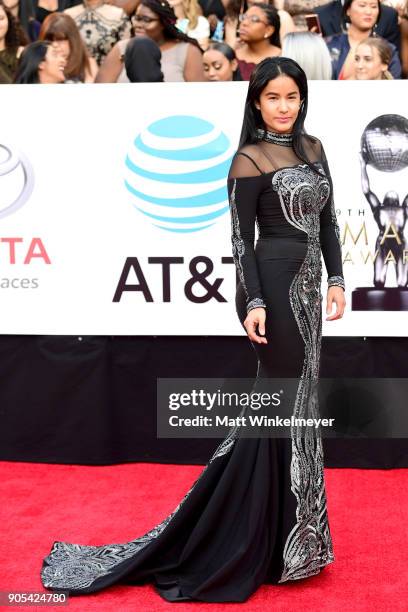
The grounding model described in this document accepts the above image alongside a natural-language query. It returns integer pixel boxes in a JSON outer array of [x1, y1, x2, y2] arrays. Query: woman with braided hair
[[96, 0, 204, 81]]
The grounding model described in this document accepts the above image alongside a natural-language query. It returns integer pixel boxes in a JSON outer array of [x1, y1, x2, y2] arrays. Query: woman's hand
[[244, 307, 268, 344], [325, 286, 346, 321]]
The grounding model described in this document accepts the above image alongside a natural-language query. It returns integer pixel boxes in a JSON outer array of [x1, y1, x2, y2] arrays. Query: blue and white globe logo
[[124, 115, 233, 233]]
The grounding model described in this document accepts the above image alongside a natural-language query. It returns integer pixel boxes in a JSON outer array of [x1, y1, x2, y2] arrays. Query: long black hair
[[140, 0, 202, 51], [14, 41, 50, 84], [238, 56, 320, 173]]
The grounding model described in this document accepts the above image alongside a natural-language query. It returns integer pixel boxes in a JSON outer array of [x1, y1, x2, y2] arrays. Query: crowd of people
[[1, 0, 407, 82]]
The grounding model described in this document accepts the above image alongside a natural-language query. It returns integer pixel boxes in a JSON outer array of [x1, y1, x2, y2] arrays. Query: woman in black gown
[[40, 57, 346, 602]]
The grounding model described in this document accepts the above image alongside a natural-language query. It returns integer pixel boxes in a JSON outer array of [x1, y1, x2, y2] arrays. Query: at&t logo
[[124, 115, 233, 233]]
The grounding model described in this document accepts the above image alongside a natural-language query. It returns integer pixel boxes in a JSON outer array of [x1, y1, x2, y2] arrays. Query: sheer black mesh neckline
[[228, 134, 326, 180]]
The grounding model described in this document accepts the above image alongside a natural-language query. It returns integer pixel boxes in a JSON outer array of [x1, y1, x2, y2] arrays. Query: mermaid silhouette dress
[[40, 130, 345, 602]]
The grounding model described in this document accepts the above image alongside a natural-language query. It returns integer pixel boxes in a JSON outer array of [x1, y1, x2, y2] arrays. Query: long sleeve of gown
[[227, 154, 266, 314], [319, 145, 345, 290]]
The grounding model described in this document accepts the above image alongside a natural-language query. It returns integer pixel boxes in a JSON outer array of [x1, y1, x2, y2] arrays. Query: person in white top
[[168, 0, 210, 49]]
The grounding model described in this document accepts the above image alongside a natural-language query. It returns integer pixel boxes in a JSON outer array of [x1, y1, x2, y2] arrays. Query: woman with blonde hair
[[168, 0, 210, 49], [354, 36, 393, 79], [282, 31, 333, 79], [39, 12, 97, 82]]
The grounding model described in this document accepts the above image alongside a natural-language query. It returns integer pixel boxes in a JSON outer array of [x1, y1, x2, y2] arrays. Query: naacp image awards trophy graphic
[[352, 114, 408, 311]]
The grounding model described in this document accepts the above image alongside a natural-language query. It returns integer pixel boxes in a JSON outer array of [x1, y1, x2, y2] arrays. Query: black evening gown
[[40, 131, 345, 602]]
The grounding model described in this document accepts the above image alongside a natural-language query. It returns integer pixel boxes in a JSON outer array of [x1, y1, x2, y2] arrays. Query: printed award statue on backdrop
[[352, 114, 408, 311]]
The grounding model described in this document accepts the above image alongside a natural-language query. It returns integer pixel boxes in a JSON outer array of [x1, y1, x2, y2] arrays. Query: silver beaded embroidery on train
[[41, 421, 239, 590]]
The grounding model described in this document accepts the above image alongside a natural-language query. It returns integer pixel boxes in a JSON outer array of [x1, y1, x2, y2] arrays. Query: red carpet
[[0, 461, 407, 611]]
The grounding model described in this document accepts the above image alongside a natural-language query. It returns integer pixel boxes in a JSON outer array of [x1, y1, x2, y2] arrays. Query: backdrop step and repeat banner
[[1, 82, 408, 336]]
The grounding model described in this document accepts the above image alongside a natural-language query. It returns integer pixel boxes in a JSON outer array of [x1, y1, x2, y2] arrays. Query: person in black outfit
[[39, 57, 345, 602]]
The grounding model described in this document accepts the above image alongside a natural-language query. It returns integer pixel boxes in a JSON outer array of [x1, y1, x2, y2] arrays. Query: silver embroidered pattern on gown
[[270, 162, 335, 582], [41, 424, 240, 590], [230, 180, 267, 314]]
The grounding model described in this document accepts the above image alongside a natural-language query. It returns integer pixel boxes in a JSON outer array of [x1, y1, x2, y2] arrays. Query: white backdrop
[[1, 81, 408, 336]]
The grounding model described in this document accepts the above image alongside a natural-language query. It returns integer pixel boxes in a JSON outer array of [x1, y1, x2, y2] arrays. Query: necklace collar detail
[[257, 128, 294, 147]]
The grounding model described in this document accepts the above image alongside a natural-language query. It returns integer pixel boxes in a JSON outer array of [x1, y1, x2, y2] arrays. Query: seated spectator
[[64, 0, 131, 65], [32, 1, 81, 24], [14, 39, 66, 82], [96, 0, 204, 82], [0, 0, 27, 83], [2, 0, 40, 40], [39, 12, 97, 81], [282, 31, 333, 78], [168, 0, 210, 49], [316, 0, 401, 52], [124, 36, 164, 81], [326, 0, 401, 78], [235, 3, 281, 80], [354, 35, 393, 77], [202, 40, 242, 79], [224, 0, 295, 49]]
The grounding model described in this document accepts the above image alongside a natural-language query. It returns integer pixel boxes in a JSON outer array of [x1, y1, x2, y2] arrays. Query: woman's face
[[238, 6, 274, 44], [50, 38, 71, 61], [133, 5, 164, 43], [347, 0, 379, 31], [0, 6, 9, 42], [203, 48, 237, 81], [39, 44, 67, 83], [354, 43, 387, 79], [255, 74, 302, 134]]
